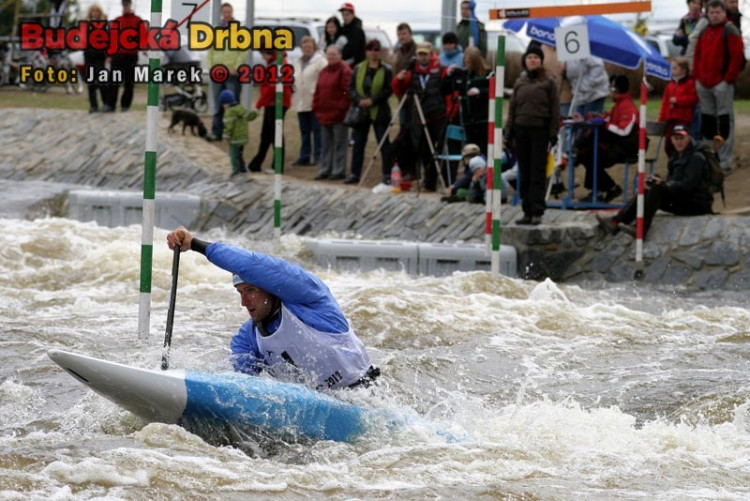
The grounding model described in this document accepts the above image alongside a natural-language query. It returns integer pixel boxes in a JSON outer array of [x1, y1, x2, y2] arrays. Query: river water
[[2, 216, 750, 500]]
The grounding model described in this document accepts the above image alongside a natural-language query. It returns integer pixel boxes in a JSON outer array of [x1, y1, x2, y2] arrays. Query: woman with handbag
[[346, 39, 394, 185]]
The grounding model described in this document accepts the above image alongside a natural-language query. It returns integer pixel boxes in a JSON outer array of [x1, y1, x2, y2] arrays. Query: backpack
[[723, 23, 747, 72], [697, 144, 725, 206], [698, 19, 746, 73]]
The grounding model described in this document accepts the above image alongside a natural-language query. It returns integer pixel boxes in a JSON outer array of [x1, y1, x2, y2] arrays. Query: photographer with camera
[[596, 124, 714, 239], [392, 42, 454, 192]]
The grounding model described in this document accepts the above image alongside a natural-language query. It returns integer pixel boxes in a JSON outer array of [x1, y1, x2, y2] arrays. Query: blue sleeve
[[205, 242, 350, 333], [207, 242, 328, 304], [229, 320, 263, 374]]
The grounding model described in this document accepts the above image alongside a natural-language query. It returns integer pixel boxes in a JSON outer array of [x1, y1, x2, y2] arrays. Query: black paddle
[[161, 245, 181, 370]]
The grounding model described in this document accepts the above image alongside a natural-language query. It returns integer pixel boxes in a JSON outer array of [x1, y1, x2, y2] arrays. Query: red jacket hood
[[414, 54, 441, 75]]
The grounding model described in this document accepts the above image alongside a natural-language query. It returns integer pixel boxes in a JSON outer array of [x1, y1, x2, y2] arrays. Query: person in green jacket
[[456, 0, 487, 58], [221, 89, 259, 176]]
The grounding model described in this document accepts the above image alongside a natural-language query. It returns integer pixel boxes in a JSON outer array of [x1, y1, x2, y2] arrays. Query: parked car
[[251, 17, 325, 65], [486, 29, 529, 60], [364, 26, 394, 60], [645, 32, 682, 59], [250, 18, 392, 65], [410, 29, 442, 48]]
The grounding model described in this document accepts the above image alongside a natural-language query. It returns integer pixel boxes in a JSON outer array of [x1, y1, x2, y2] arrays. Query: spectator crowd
[[82, 1, 746, 239]]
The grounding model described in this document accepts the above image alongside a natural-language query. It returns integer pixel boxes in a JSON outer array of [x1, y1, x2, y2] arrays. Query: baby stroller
[[159, 46, 207, 113]]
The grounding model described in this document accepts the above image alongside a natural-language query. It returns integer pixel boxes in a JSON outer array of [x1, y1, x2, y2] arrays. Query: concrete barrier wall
[[68, 190, 202, 229], [304, 239, 517, 277]]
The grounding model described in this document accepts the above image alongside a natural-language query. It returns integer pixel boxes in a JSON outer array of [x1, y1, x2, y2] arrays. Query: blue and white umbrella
[[504, 15, 671, 80]]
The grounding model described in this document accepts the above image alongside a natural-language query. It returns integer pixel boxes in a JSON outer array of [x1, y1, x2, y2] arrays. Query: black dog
[[168, 109, 207, 138]]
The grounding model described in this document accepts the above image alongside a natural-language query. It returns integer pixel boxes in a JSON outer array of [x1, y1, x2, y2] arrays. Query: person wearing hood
[[246, 49, 293, 173], [658, 57, 699, 157], [505, 44, 560, 225], [338, 3, 366, 67], [220, 89, 259, 176], [392, 41, 454, 191], [166, 227, 380, 390]]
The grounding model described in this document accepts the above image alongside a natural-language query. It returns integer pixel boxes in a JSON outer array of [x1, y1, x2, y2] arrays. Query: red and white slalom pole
[[635, 77, 648, 263], [485, 75, 496, 254]]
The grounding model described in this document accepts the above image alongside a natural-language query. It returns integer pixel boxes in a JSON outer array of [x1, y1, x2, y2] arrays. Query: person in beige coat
[[292, 36, 328, 166]]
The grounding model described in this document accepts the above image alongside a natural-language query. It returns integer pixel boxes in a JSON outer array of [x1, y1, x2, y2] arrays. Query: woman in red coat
[[312, 46, 352, 181], [247, 50, 293, 173], [658, 57, 699, 157]]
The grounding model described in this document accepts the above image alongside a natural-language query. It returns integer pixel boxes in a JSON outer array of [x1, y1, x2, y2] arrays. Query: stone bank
[[1, 109, 748, 289]]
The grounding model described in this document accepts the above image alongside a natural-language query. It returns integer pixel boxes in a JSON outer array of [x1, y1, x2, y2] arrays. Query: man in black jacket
[[597, 124, 714, 239], [338, 2, 366, 68], [392, 42, 453, 191]]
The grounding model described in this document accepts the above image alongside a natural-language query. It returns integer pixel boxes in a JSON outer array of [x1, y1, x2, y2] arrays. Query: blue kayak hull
[[47, 349, 370, 443], [182, 371, 367, 442]]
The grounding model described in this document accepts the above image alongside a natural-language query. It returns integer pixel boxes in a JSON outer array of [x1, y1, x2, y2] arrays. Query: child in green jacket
[[220, 89, 259, 175]]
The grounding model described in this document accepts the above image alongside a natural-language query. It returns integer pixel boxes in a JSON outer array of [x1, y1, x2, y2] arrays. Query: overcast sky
[[82, 0, 747, 38]]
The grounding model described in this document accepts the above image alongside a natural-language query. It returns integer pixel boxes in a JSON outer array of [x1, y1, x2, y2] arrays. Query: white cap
[[232, 274, 245, 286], [469, 155, 486, 172]]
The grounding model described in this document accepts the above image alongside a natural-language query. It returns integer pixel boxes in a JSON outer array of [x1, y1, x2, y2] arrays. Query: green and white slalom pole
[[138, 0, 163, 339], [273, 50, 284, 240], [491, 35, 505, 276]]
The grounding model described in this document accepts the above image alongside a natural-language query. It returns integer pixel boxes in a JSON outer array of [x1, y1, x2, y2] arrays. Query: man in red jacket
[[575, 75, 638, 203], [392, 42, 452, 192], [247, 49, 293, 173], [108, 0, 142, 112], [693, 0, 744, 171], [312, 46, 352, 181]]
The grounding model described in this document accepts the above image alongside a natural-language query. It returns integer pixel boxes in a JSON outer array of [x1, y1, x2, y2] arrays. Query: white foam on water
[[2, 217, 750, 499]]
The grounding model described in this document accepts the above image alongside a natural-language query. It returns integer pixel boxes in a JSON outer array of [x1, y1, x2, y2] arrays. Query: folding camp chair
[[434, 124, 467, 186]]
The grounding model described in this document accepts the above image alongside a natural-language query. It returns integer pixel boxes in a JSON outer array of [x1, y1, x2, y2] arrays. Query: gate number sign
[[555, 24, 591, 62]]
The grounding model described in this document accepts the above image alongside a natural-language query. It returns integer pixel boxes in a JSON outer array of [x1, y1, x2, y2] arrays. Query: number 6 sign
[[555, 24, 591, 61]]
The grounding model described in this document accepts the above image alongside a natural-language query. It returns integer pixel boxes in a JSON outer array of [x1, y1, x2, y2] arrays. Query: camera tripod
[[358, 90, 448, 195]]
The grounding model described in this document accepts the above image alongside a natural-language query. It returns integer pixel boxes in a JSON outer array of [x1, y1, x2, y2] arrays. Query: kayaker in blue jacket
[[166, 227, 379, 390]]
